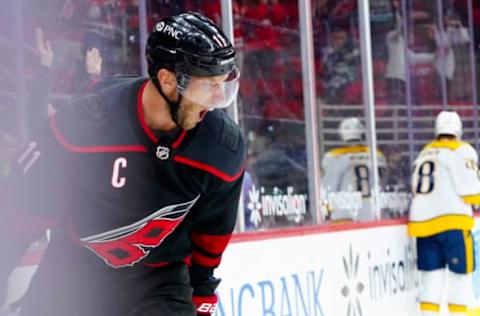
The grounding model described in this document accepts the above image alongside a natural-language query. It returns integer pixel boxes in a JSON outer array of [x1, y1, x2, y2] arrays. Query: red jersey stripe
[[173, 156, 245, 182], [191, 232, 232, 255], [172, 129, 188, 149], [192, 251, 222, 267]]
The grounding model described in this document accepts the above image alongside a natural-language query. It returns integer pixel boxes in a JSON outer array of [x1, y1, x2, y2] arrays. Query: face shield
[[176, 66, 240, 110]]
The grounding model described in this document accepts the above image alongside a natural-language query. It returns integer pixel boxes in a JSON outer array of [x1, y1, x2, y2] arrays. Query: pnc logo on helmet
[[156, 21, 165, 32], [156, 22, 182, 40]]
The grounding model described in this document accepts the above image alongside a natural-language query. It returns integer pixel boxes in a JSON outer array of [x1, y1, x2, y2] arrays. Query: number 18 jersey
[[408, 140, 480, 237]]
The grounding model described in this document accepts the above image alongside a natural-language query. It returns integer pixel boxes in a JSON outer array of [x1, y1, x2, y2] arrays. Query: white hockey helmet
[[338, 117, 365, 142], [435, 111, 462, 138]]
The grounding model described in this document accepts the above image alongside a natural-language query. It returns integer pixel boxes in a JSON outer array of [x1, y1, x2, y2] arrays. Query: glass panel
[[443, 0, 478, 145], [370, 0, 412, 219], [237, 0, 311, 230], [372, 0, 480, 220], [403, 0, 479, 148], [443, 0, 474, 105], [314, 2, 382, 222]]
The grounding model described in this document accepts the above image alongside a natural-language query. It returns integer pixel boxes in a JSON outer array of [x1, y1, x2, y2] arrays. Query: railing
[[320, 103, 480, 156]]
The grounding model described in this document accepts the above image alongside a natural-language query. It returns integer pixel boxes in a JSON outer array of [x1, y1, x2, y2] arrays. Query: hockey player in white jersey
[[409, 111, 480, 316], [321, 117, 387, 222]]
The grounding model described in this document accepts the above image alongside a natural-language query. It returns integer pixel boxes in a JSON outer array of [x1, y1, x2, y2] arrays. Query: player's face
[[184, 74, 228, 106], [175, 74, 229, 130]]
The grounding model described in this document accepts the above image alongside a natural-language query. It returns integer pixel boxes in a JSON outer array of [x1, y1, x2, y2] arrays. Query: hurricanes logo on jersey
[[80, 196, 200, 268]]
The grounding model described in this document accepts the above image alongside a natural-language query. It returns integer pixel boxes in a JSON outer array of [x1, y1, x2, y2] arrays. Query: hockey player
[[321, 117, 387, 221], [0, 12, 245, 316], [409, 111, 480, 316]]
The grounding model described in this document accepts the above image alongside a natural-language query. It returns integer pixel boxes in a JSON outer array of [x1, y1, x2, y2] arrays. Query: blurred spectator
[[442, 12, 472, 103], [322, 27, 360, 105], [314, 0, 357, 25], [312, 0, 330, 20], [25, 27, 106, 132], [382, 1, 471, 106], [36, 28, 54, 69], [83, 0, 120, 75], [312, 0, 329, 53], [384, 12, 438, 105], [28, 28, 54, 133], [86, 46, 103, 77], [84, 47, 104, 88]]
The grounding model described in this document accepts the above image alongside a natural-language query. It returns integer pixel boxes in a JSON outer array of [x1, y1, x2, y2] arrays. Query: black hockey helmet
[[146, 12, 237, 78], [146, 12, 239, 112]]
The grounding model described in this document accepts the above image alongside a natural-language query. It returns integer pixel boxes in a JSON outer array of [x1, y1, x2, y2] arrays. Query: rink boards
[[4, 217, 480, 316], [216, 217, 480, 316]]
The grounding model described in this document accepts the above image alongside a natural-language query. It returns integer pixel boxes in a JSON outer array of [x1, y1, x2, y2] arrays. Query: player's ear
[[157, 69, 177, 94]]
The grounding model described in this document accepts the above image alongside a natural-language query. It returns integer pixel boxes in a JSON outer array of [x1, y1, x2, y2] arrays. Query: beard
[[176, 103, 201, 130], [177, 116, 197, 130]]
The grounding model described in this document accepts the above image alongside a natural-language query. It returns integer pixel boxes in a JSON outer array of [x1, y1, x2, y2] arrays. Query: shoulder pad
[[174, 110, 246, 182], [457, 142, 478, 159]]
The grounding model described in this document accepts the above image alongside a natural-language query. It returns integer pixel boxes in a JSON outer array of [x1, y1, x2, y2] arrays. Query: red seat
[[257, 79, 286, 99], [287, 56, 303, 75], [343, 80, 363, 104], [264, 99, 304, 120], [239, 78, 256, 99], [288, 78, 303, 98]]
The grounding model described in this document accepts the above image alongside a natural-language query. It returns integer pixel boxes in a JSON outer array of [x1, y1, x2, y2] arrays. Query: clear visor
[[177, 67, 240, 110]]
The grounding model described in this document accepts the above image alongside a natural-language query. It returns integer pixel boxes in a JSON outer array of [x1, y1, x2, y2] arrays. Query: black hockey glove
[[192, 277, 221, 316]]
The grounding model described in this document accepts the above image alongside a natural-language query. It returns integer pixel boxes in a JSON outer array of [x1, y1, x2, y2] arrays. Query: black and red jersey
[[0, 77, 245, 314]]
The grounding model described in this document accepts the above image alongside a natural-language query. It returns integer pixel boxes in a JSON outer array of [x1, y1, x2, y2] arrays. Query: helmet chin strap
[[152, 77, 182, 127]]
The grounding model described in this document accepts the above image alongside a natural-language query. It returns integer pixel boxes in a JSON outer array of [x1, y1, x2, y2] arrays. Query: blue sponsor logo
[[216, 270, 324, 316]]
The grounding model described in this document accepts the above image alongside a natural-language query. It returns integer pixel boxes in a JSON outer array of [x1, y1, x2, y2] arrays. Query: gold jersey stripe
[[462, 194, 480, 204], [327, 145, 384, 157], [420, 302, 440, 312], [425, 140, 467, 151], [464, 230, 474, 273], [448, 304, 468, 313], [408, 215, 474, 237]]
